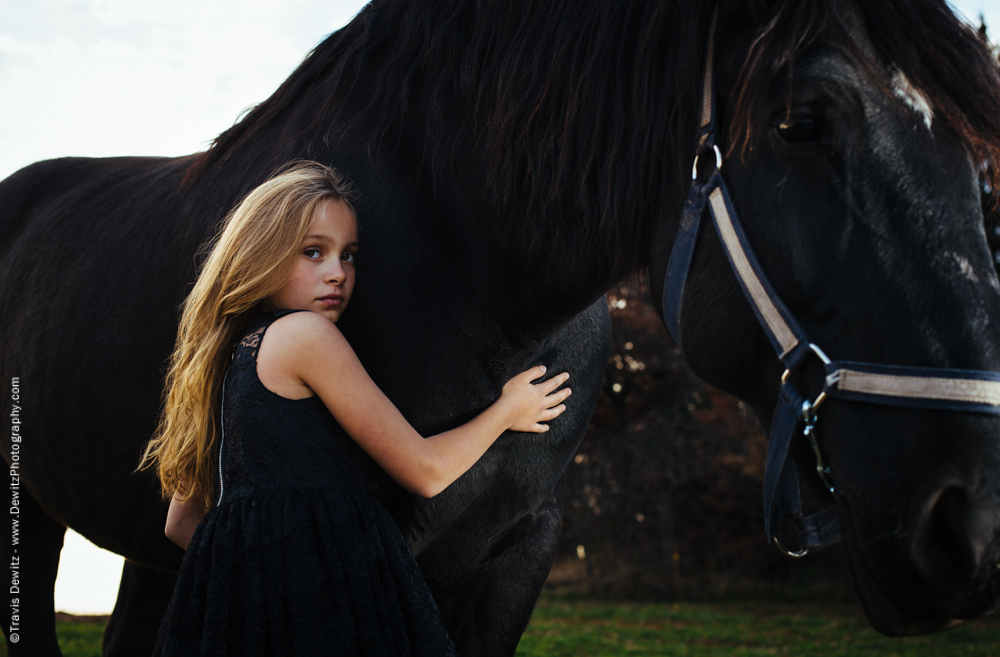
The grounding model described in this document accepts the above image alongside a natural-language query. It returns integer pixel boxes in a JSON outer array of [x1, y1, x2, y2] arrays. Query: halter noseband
[[663, 11, 1000, 556]]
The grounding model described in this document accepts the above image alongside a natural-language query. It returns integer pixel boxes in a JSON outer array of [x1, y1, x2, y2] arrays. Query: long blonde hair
[[137, 161, 355, 510]]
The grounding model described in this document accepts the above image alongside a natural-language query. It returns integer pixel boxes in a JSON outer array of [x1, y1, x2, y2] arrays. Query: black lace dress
[[153, 309, 458, 657]]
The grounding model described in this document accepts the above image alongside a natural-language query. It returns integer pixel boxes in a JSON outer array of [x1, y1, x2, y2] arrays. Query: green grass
[[0, 619, 105, 657], [3, 599, 999, 656], [515, 599, 1000, 656], [53, 622, 104, 657]]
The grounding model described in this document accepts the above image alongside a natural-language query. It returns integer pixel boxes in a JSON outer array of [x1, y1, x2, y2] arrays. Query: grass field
[[9, 598, 1000, 656], [515, 598, 1000, 656]]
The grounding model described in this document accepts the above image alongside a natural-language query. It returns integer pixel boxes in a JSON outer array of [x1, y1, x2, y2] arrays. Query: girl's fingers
[[540, 405, 566, 421], [531, 365, 548, 381], [516, 365, 548, 384], [543, 387, 571, 407], [538, 372, 570, 394], [525, 423, 550, 433], [545, 388, 573, 404]]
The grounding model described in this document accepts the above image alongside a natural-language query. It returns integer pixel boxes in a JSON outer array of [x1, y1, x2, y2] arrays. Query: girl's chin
[[318, 308, 344, 322]]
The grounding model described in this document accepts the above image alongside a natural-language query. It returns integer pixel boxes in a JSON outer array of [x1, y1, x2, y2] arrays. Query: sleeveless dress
[[152, 309, 458, 657]]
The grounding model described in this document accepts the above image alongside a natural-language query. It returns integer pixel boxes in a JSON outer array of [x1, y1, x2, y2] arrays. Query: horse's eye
[[775, 116, 820, 143]]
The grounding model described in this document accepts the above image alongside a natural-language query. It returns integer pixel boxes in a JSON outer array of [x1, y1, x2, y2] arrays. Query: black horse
[[4, 0, 1000, 655]]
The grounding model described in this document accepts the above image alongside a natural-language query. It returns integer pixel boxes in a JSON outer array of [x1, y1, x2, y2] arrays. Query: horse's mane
[[187, 0, 1000, 278], [186, 0, 712, 280]]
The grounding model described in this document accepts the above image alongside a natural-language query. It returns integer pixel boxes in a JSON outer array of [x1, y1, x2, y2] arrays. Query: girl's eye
[[342, 252, 357, 263], [304, 247, 322, 259]]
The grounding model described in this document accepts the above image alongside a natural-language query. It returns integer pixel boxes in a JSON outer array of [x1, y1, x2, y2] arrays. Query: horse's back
[[0, 154, 205, 568], [0, 155, 197, 264], [1, 158, 109, 256]]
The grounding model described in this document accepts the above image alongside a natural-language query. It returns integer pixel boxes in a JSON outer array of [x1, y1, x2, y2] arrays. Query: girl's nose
[[325, 260, 346, 284]]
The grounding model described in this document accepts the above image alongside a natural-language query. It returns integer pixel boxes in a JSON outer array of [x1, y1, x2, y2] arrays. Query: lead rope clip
[[801, 399, 834, 494]]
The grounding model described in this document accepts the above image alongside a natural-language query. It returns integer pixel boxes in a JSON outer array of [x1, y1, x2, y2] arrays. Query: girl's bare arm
[[259, 312, 571, 498], [165, 481, 207, 549]]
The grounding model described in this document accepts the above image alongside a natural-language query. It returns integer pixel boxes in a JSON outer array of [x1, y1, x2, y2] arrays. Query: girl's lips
[[319, 295, 343, 307]]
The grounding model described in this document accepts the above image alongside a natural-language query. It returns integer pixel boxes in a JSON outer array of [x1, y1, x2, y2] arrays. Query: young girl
[[138, 161, 571, 656]]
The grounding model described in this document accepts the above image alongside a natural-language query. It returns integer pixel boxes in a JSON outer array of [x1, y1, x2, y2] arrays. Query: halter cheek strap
[[662, 10, 1000, 556]]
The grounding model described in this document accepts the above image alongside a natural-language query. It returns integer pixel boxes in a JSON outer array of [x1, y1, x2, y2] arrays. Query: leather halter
[[662, 12, 1000, 556]]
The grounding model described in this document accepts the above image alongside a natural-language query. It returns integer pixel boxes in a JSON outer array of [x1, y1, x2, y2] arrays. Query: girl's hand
[[501, 366, 571, 433]]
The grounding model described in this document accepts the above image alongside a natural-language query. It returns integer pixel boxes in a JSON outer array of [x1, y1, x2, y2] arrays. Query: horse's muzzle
[[841, 477, 1000, 635]]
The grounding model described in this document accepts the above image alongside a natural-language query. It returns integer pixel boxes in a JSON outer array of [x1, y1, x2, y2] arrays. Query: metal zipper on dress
[[216, 348, 234, 508]]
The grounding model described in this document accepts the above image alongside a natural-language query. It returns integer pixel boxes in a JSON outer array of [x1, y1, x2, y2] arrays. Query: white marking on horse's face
[[950, 251, 980, 283], [892, 70, 933, 129]]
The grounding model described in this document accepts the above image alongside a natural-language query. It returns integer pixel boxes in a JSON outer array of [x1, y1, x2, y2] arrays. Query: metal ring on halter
[[781, 343, 833, 410], [691, 144, 723, 180], [773, 535, 809, 559]]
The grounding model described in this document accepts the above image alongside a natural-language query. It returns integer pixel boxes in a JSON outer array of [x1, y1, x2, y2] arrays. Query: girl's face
[[268, 198, 358, 323]]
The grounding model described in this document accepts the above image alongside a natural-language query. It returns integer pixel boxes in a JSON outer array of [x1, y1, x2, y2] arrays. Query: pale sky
[[0, 0, 370, 182], [1, 0, 998, 617]]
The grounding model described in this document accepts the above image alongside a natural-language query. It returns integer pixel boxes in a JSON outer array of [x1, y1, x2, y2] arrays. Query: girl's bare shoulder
[[257, 312, 356, 396], [261, 311, 354, 357]]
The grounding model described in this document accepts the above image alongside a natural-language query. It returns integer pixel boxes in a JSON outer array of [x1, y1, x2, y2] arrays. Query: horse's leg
[[436, 488, 563, 657], [1, 488, 66, 657], [101, 560, 176, 657]]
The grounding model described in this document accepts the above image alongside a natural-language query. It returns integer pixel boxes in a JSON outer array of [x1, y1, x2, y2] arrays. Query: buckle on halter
[[781, 343, 832, 410]]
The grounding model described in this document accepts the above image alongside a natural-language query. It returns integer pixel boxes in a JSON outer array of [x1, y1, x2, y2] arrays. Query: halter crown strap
[[662, 9, 717, 348], [699, 10, 718, 138], [662, 8, 1000, 556]]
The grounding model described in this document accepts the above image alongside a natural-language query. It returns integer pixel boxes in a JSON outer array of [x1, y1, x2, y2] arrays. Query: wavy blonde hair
[[137, 161, 355, 510]]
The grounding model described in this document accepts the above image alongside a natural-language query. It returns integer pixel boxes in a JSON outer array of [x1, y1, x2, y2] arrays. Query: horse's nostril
[[913, 487, 989, 590]]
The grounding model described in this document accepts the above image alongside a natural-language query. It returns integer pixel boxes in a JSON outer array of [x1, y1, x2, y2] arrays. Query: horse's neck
[[341, 0, 701, 317], [199, 0, 706, 330], [412, 147, 646, 332]]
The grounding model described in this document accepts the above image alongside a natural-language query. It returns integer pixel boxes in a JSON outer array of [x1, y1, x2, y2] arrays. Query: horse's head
[[653, 0, 1000, 635]]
